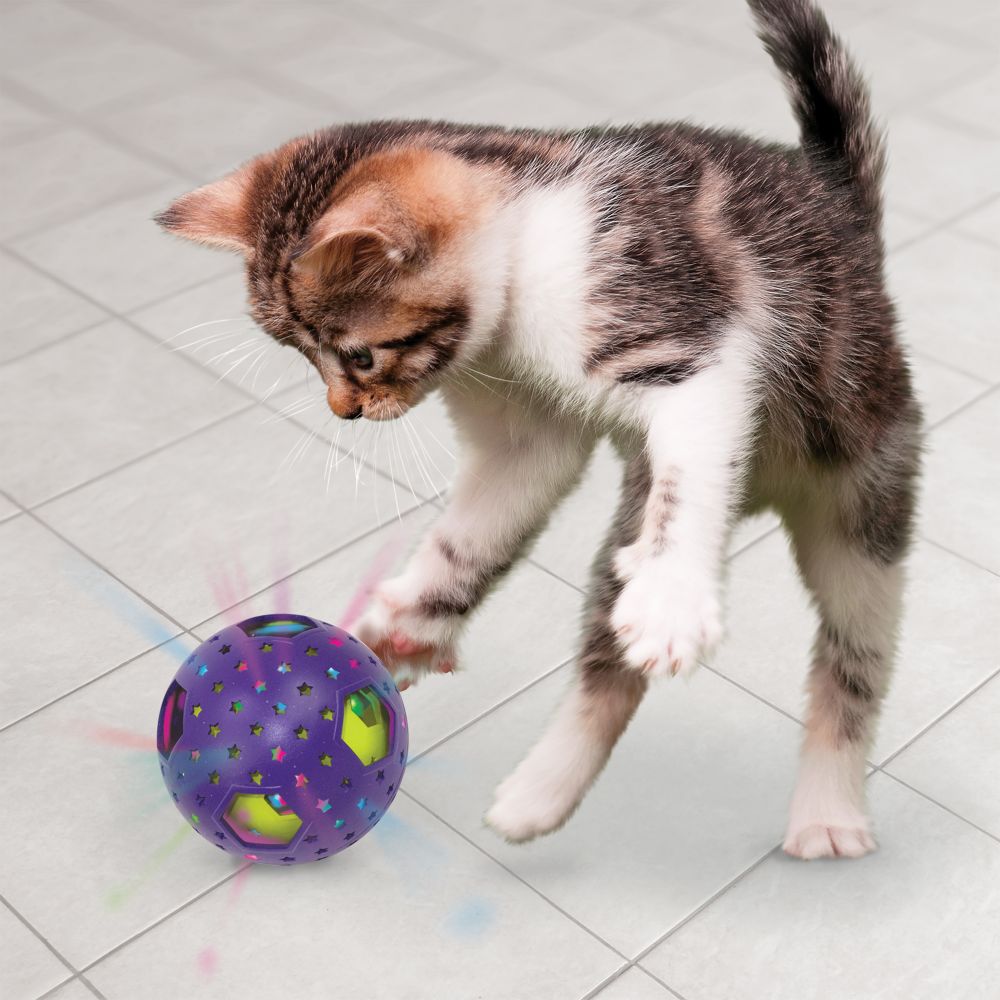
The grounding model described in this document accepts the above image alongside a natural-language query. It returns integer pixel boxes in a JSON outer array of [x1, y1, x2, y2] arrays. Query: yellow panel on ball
[[341, 686, 392, 765], [223, 792, 303, 846]]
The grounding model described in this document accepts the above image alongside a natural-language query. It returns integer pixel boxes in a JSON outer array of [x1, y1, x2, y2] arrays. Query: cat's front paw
[[354, 577, 458, 690], [610, 557, 721, 678]]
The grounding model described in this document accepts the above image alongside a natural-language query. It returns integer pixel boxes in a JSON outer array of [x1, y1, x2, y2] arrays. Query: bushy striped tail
[[747, 0, 885, 225]]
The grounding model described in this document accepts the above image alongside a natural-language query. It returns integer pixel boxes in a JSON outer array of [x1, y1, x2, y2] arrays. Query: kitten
[[158, 0, 921, 860]]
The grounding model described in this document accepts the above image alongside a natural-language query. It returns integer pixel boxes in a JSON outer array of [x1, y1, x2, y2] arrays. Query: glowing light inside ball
[[223, 792, 303, 846], [341, 686, 392, 765]]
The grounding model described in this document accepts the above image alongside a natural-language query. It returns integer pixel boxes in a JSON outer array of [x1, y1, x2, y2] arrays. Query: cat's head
[[157, 140, 504, 420]]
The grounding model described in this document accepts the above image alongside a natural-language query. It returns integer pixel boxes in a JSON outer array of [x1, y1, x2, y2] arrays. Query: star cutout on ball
[[250, 722, 264, 736], [340, 776, 352, 789], [191, 813, 199, 825], [376, 769, 385, 782], [234, 660, 248, 673], [325, 667, 340, 680], [295, 772, 309, 787], [273, 702, 287, 716], [281, 856, 295, 863], [212, 681, 224, 694], [219, 644, 231, 654], [191, 704, 202, 717], [349, 659, 359, 670], [316, 847, 329, 855], [356, 797, 367, 810], [318, 753, 332, 767], [334, 818, 345, 829], [189, 749, 200, 761], [277, 662, 292, 674], [328, 636, 343, 647], [294, 725, 309, 740], [196, 794, 206, 806], [316, 798, 332, 813], [208, 723, 221, 737], [305, 646, 318, 656], [260, 642, 273, 652], [250, 770, 263, 785], [197, 665, 208, 676], [227, 744, 241, 759], [297, 682, 312, 696], [320, 706, 334, 721], [254, 680, 267, 694], [271, 746, 287, 762], [229, 700, 243, 714], [304, 834, 318, 844], [209, 770, 220, 784]]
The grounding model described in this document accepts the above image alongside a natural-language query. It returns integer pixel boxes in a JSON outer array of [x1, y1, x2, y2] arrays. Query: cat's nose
[[326, 386, 363, 420], [343, 406, 363, 420]]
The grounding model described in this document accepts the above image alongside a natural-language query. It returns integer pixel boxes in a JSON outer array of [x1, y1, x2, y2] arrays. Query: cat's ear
[[291, 188, 421, 288], [155, 169, 255, 254]]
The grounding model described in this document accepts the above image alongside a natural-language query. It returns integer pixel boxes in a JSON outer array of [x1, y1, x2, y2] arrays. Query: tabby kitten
[[158, 0, 921, 860]]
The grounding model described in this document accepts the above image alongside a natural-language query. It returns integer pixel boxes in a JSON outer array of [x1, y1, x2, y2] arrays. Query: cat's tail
[[747, 0, 885, 225]]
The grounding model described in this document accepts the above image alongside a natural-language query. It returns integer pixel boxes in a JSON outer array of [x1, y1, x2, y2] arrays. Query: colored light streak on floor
[[105, 823, 192, 909]]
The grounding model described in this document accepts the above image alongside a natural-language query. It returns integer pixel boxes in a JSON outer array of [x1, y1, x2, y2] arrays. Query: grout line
[[401, 790, 632, 961], [408, 658, 574, 764], [876, 665, 1000, 770], [577, 962, 633, 1000], [0, 891, 79, 984], [923, 381, 999, 430], [34, 975, 80, 1000], [890, 193, 1000, 256], [911, 347, 995, 388], [918, 535, 1000, 580], [0, 629, 194, 736], [0, 316, 113, 369], [875, 769, 1000, 846], [637, 967, 690, 1000], [76, 865, 246, 978], [629, 843, 782, 965]]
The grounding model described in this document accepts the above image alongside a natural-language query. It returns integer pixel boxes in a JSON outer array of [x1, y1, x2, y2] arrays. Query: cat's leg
[[356, 393, 595, 687], [781, 456, 915, 859], [486, 456, 650, 842], [611, 337, 756, 678]]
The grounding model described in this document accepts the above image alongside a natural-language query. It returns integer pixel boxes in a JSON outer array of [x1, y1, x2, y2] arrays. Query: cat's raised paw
[[610, 557, 721, 678]]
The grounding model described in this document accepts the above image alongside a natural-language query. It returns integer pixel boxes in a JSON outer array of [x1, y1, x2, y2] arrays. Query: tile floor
[[0, 1, 997, 998]]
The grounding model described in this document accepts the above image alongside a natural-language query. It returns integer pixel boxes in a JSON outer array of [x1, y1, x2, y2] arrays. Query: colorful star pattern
[[191, 704, 202, 717], [334, 819, 345, 829], [305, 646, 318, 656], [189, 749, 200, 761], [227, 744, 241, 759], [356, 797, 367, 810], [294, 725, 309, 740], [212, 681, 224, 694], [277, 662, 292, 674], [271, 746, 287, 762], [250, 722, 264, 736], [208, 723, 221, 737], [235, 660, 248, 673], [319, 753, 332, 767], [219, 644, 231, 654], [273, 702, 287, 715], [209, 771, 220, 784], [260, 642, 273, 652], [197, 665, 208, 676], [229, 700, 243, 714], [295, 772, 309, 787], [297, 682, 312, 696], [320, 706, 334, 721], [250, 770, 263, 785], [316, 799, 332, 813], [326, 667, 340, 679], [254, 680, 267, 694]]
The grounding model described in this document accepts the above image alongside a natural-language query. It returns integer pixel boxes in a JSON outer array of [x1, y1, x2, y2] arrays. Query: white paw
[[354, 577, 458, 689], [610, 557, 721, 678], [485, 766, 580, 844], [783, 822, 877, 860], [613, 542, 646, 582]]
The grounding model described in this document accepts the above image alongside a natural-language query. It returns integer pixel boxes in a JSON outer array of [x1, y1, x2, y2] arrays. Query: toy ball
[[156, 613, 407, 865]]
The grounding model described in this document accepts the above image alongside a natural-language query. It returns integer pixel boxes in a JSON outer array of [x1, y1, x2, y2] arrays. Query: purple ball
[[157, 614, 407, 865]]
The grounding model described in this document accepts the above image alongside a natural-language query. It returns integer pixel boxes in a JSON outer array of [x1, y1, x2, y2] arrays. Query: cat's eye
[[346, 347, 374, 370]]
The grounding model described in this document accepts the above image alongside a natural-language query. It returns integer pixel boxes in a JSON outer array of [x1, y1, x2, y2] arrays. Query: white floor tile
[[0, 128, 170, 242], [708, 532, 1000, 764], [12, 185, 235, 316], [594, 967, 674, 1000], [0, 904, 69, 1000], [0, 1, 210, 113], [889, 232, 1000, 382], [929, 69, 999, 139], [887, 673, 1000, 838], [641, 773, 1000, 1000], [921, 390, 1000, 574], [405, 668, 802, 956], [0, 251, 107, 364], [884, 115, 1000, 226], [0, 90, 53, 145], [0, 516, 180, 730], [0, 639, 245, 969], [0, 320, 249, 507], [37, 409, 419, 626], [544, 21, 753, 108], [43, 980, 96, 1000], [85, 795, 620, 1000], [910, 352, 992, 428], [955, 195, 999, 248], [99, 76, 332, 180], [194, 504, 585, 758], [129, 271, 310, 404], [0, 493, 20, 523]]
